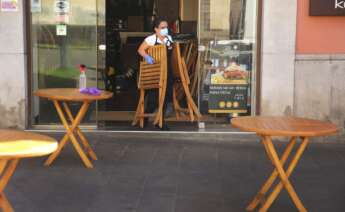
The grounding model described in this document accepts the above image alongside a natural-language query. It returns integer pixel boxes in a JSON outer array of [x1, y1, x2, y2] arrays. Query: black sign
[[208, 84, 248, 114], [310, 0, 345, 16]]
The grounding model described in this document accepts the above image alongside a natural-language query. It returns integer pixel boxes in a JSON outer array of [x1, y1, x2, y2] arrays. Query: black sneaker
[[155, 124, 170, 131]]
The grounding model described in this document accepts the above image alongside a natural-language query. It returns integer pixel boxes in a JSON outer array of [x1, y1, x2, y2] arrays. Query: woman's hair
[[153, 17, 168, 31]]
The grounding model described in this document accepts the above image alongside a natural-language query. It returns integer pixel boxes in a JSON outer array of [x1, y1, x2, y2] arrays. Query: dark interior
[[103, 0, 197, 113]]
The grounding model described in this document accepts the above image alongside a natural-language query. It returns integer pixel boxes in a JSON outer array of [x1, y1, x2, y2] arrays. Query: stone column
[[0, 0, 26, 128], [260, 0, 297, 116]]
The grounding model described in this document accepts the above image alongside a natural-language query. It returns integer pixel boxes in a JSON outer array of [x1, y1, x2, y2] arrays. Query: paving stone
[[5, 133, 345, 212]]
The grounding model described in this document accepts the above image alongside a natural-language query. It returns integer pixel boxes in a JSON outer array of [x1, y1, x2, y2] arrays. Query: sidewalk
[[8, 133, 345, 212]]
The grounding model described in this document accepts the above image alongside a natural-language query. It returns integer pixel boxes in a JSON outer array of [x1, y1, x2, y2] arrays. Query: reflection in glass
[[30, 0, 98, 125]]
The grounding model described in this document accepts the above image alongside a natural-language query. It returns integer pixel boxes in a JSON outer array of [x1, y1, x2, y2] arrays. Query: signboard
[[56, 24, 67, 36], [54, 0, 70, 14], [55, 14, 69, 24], [201, 40, 251, 114], [31, 0, 41, 13], [208, 84, 248, 113], [310, 0, 345, 16], [0, 0, 18, 12]]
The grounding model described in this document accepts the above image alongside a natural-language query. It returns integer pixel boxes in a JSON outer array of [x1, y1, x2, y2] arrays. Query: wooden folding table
[[231, 116, 338, 212], [35, 88, 113, 168], [0, 130, 58, 212]]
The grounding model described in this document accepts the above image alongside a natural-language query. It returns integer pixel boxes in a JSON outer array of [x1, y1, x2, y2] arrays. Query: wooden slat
[[141, 72, 161, 77], [141, 76, 161, 81], [140, 84, 160, 89], [141, 69, 161, 75], [141, 64, 161, 69], [141, 66, 160, 70], [141, 79, 160, 84]]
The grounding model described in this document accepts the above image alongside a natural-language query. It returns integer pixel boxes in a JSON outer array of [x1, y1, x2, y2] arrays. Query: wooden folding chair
[[171, 42, 201, 122], [185, 41, 199, 98], [132, 44, 168, 128]]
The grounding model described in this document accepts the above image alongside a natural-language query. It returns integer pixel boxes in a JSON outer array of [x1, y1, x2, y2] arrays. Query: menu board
[[208, 63, 249, 113], [200, 40, 252, 114]]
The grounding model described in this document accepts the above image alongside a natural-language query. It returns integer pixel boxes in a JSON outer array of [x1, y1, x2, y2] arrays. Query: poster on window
[[54, 0, 70, 14], [56, 24, 67, 36], [31, 0, 41, 13], [0, 0, 18, 12], [206, 41, 250, 114], [208, 63, 249, 114]]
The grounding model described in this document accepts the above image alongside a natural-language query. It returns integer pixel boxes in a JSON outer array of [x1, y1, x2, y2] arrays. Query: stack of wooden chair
[[182, 40, 199, 99], [171, 42, 201, 122], [132, 45, 167, 128]]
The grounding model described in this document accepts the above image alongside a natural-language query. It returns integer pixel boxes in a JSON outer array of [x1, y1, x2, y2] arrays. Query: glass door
[[30, 0, 103, 126]]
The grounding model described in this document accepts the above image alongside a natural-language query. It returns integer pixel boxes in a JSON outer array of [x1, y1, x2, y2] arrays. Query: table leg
[[0, 193, 13, 212], [246, 136, 297, 211], [62, 102, 98, 161], [255, 136, 308, 212], [259, 137, 309, 212], [0, 159, 19, 212], [45, 100, 93, 168]]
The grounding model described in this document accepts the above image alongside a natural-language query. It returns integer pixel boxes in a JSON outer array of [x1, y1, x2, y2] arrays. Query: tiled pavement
[[7, 133, 345, 212]]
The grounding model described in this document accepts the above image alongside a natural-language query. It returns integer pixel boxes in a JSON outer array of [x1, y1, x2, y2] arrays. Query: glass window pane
[[198, 0, 258, 123], [30, 0, 98, 125]]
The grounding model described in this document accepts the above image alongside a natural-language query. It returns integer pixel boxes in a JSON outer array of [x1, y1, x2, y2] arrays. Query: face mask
[[160, 28, 169, 37]]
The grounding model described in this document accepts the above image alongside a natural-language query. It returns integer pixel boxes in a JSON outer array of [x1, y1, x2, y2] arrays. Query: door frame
[[25, 0, 104, 130]]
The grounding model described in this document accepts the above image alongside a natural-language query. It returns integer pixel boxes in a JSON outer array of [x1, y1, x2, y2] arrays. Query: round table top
[[231, 116, 338, 137], [34, 88, 113, 102], [0, 130, 58, 159]]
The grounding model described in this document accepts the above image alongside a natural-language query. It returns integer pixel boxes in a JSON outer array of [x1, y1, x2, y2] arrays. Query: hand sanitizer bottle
[[79, 64, 87, 90]]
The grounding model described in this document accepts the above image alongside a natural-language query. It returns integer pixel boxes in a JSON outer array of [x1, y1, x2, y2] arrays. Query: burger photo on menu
[[211, 63, 249, 84]]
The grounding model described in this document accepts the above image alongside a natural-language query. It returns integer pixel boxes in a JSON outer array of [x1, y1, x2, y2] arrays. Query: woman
[[137, 18, 174, 130]]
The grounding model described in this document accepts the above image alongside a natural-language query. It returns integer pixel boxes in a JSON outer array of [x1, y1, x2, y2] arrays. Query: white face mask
[[160, 28, 169, 37]]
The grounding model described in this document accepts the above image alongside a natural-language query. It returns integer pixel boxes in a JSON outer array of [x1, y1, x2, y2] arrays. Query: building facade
[[0, 0, 344, 132]]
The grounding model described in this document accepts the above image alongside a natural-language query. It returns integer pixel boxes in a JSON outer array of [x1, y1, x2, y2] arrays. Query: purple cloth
[[79, 87, 101, 96]]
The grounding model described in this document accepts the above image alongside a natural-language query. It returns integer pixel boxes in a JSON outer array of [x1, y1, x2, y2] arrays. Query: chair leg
[[180, 61, 201, 120], [139, 90, 145, 128], [132, 89, 144, 126], [187, 102, 195, 122], [154, 85, 166, 127], [173, 86, 182, 120], [155, 87, 165, 128]]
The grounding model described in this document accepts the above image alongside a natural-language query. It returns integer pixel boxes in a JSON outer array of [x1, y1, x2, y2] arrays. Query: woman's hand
[[144, 55, 154, 64]]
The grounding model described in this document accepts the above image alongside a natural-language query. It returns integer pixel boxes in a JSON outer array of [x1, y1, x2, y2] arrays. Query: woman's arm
[[138, 41, 154, 64], [138, 41, 150, 58]]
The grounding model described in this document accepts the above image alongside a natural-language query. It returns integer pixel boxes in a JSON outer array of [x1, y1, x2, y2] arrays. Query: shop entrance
[[28, 0, 259, 131], [97, 0, 200, 130]]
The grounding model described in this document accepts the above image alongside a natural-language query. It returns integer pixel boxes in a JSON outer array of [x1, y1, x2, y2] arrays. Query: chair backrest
[[138, 44, 167, 89], [138, 63, 162, 89], [146, 44, 167, 64]]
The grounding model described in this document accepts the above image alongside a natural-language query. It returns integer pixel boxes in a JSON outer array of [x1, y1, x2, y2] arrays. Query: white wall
[[0, 0, 26, 128], [260, 0, 297, 116]]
